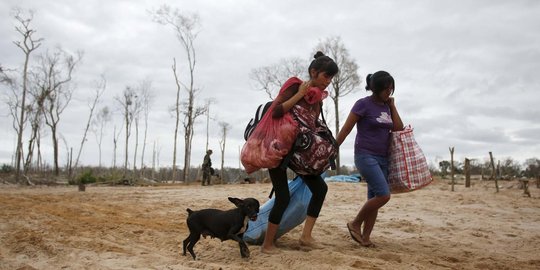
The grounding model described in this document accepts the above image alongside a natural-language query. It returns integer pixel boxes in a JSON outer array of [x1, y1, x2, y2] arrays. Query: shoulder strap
[[318, 102, 337, 170], [319, 103, 328, 125]]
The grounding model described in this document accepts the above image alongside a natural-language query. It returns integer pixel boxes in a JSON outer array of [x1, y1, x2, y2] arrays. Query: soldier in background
[[202, 149, 213, 186]]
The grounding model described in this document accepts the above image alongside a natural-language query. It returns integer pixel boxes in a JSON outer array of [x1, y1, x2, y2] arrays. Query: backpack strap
[[319, 102, 327, 124], [318, 102, 337, 170], [244, 101, 273, 141]]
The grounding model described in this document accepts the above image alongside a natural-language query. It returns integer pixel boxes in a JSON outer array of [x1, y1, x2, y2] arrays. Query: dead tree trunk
[[219, 122, 230, 184], [465, 158, 471, 188], [13, 9, 43, 183], [73, 82, 105, 177], [450, 147, 455, 191], [489, 151, 499, 193], [171, 59, 181, 183]]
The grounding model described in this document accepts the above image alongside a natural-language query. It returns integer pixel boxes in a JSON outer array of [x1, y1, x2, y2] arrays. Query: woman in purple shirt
[[336, 71, 404, 247]]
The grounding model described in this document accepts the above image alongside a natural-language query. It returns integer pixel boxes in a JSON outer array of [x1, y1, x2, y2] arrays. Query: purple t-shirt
[[351, 96, 393, 156]]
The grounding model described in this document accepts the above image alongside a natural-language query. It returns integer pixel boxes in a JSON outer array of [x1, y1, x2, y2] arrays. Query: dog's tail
[[186, 208, 194, 216]]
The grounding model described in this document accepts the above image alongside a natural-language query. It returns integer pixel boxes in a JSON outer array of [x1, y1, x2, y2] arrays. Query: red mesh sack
[[388, 126, 433, 193], [241, 78, 301, 174]]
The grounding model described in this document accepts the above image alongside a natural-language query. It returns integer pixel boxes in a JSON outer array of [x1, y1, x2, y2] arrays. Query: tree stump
[[465, 158, 471, 188]]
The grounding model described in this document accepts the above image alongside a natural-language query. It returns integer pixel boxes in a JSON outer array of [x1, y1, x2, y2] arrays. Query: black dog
[[182, 197, 260, 260]]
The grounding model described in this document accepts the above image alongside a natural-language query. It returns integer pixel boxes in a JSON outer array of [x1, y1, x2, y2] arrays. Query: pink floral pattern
[[288, 105, 337, 175]]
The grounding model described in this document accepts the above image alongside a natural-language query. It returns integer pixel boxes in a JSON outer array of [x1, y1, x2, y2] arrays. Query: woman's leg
[[299, 174, 327, 246], [353, 195, 390, 245], [261, 167, 290, 253], [350, 154, 390, 246]]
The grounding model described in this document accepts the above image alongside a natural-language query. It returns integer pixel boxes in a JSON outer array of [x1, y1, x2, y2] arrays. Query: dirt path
[[1, 179, 539, 269]]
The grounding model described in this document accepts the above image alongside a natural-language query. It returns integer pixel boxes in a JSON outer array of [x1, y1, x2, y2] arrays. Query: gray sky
[[1, 0, 539, 171]]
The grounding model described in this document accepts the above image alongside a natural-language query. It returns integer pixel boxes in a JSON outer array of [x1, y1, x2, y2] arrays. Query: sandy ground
[[1, 177, 539, 270]]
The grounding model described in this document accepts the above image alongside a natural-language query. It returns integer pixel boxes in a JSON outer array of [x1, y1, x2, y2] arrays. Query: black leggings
[[268, 167, 328, 224]]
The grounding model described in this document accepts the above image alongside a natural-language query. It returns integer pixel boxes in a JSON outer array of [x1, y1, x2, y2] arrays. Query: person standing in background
[[201, 149, 213, 186]]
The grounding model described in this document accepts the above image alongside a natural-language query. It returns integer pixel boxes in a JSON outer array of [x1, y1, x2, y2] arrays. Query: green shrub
[[1, 164, 14, 173], [77, 170, 97, 185]]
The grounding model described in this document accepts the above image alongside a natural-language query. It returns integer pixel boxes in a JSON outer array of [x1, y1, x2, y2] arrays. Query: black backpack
[[243, 101, 273, 141]]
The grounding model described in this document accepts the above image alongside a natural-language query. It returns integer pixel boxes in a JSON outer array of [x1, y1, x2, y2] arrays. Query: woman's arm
[[387, 97, 404, 131], [336, 112, 360, 146], [272, 81, 310, 118]]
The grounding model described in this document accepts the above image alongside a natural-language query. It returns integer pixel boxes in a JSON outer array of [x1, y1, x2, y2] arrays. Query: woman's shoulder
[[282, 77, 302, 89], [352, 96, 378, 115], [354, 96, 371, 106], [286, 77, 302, 84], [278, 77, 301, 96]]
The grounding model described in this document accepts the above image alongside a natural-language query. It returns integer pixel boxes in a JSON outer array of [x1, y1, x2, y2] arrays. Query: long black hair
[[365, 71, 395, 95], [308, 51, 339, 78]]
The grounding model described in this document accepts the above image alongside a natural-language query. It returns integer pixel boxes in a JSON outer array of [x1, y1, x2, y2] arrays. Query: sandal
[[347, 222, 363, 245]]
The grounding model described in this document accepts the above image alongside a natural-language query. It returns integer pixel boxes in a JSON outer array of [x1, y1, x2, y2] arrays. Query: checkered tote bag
[[388, 126, 432, 193]]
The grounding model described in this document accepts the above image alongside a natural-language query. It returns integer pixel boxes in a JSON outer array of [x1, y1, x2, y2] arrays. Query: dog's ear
[[228, 197, 243, 207]]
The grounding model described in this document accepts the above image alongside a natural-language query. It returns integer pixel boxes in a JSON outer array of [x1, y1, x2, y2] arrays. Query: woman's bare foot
[[360, 237, 376, 248], [260, 245, 280, 254], [299, 237, 323, 249]]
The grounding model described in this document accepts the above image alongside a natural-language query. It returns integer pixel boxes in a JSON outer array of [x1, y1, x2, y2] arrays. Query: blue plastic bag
[[243, 176, 312, 245]]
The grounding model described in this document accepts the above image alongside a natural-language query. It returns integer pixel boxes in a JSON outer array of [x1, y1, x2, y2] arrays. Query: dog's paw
[[240, 247, 250, 258]]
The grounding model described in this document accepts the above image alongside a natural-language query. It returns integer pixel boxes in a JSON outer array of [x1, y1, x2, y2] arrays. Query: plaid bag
[[388, 126, 432, 193]]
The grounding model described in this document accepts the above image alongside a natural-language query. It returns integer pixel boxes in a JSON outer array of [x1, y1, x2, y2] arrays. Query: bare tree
[[250, 57, 306, 99], [92, 106, 111, 167], [181, 100, 207, 182], [115, 86, 139, 178], [112, 124, 123, 169], [151, 5, 205, 182], [152, 140, 158, 180], [23, 105, 39, 173], [138, 80, 153, 178], [0, 64, 14, 85], [314, 36, 361, 173], [11, 8, 43, 182], [170, 59, 182, 182], [73, 76, 106, 174], [23, 74, 48, 173], [5, 82, 25, 167], [133, 108, 140, 180], [130, 80, 149, 181], [204, 98, 216, 151], [218, 121, 230, 182], [154, 140, 162, 177], [60, 135, 71, 175], [36, 48, 82, 176]]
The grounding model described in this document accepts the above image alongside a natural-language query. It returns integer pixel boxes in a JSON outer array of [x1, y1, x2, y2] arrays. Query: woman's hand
[[387, 97, 404, 130], [298, 80, 311, 97], [386, 97, 395, 107], [279, 80, 311, 114]]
